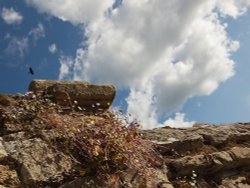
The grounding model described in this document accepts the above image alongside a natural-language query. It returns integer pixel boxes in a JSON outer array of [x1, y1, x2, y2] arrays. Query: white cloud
[[126, 85, 158, 129], [48, 43, 57, 54], [217, 0, 250, 18], [1, 7, 23, 24], [59, 55, 74, 80], [5, 37, 29, 57], [161, 113, 195, 128], [29, 23, 45, 42], [27, 0, 250, 129], [25, 0, 114, 24], [4, 23, 45, 59], [74, 0, 240, 129]]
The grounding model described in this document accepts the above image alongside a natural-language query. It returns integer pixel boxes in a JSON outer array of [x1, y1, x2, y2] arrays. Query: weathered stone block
[[169, 147, 250, 178], [4, 138, 77, 186], [28, 80, 116, 112], [153, 135, 204, 154]]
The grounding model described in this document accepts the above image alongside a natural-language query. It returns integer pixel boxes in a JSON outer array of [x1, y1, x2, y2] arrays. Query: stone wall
[[0, 80, 249, 187], [142, 123, 250, 187]]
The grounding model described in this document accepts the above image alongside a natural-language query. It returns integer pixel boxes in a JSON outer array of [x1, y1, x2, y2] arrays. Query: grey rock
[[152, 135, 204, 154], [169, 147, 250, 177], [121, 167, 173, 188], [4, 138, 77, 186], [142, 124, 250, 150], [28, 80, 89, 94]]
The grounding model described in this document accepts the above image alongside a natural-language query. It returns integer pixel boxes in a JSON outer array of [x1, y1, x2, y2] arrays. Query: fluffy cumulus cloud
[[217, 0, 250, 18], [1, 7, 23, 25], [25, 0, 114, 24], [59, 55, 74, 80], [162, 113, 195, 128], [26, 0, 250, 129], [48, 43, 57, 54]]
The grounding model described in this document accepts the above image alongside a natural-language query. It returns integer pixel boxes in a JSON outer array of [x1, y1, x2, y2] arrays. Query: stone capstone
[[28, 80, 116, 112]]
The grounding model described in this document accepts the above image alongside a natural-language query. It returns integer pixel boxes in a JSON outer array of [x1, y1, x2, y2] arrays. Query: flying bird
[[28, 67, 34, 75]]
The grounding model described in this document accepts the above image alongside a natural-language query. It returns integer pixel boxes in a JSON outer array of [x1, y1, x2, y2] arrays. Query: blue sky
[[1, 0, 250, 128], [0, 0, 83, 92], [183, 12, 250, 124]]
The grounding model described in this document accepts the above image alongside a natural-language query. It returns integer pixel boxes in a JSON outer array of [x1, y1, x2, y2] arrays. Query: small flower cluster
[[1, 92, 162, 186]]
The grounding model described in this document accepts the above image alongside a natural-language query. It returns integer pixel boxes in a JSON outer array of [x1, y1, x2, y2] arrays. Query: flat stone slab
[[169, 147, 250, 177], [28, 80, 116, 112], [152, 135, 204, 154]]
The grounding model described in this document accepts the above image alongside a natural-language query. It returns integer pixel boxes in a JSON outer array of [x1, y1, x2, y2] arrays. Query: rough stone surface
[[169, 147, 250, 177], [219, 173, 250, 188], [0, 123, 24, 135], [0, 164, 20, 187], [28, 80, 116, 112], [60, 167, 173, 188], [3, 138, 78, 187], [152, 135, 204, 154], [0, 81, 250, 187], [0, 138, 7, 161], [120, 167, 173, 188], [142, 123, 250, 187], [141, 124, 250, 150], [60, 176, 119, 188], [0, 94, 16, 107], [28, 80, 89, 93]]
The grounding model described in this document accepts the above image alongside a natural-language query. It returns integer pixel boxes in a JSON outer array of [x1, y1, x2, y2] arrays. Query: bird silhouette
[[28, 67, 34, 75]]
